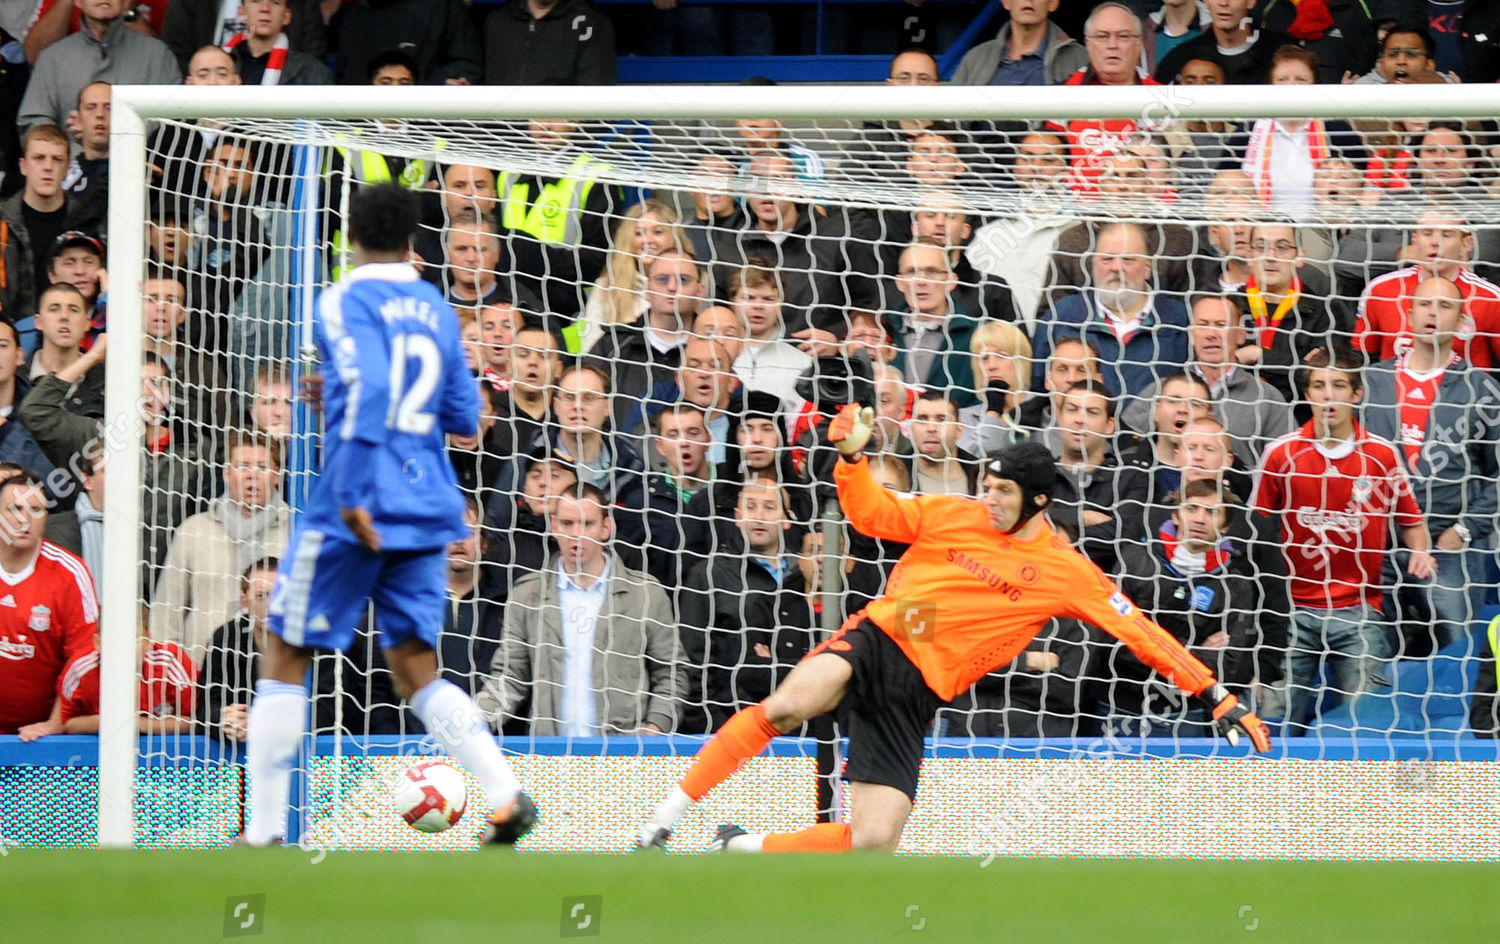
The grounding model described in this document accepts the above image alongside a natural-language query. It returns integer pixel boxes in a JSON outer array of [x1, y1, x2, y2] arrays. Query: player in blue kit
[[243, 184, 536, 847]]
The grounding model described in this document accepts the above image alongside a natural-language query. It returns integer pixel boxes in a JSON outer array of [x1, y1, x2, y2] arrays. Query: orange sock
[[679, 703, 780, 801], [762, 823, 852, 853]]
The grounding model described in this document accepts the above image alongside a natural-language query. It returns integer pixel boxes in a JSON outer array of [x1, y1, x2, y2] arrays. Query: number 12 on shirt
[[386, 332, 441, 435]]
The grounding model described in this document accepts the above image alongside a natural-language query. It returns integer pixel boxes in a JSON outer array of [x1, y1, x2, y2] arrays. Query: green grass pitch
[[4, 849, 1488, 943]]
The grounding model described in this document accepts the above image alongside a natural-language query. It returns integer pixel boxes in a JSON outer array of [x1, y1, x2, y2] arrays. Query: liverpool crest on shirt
[[28, 605, 51, 632]]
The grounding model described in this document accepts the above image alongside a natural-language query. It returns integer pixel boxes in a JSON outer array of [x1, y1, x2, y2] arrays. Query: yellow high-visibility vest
[[498, 153, 606, 247], [333, 147, 429, 190]]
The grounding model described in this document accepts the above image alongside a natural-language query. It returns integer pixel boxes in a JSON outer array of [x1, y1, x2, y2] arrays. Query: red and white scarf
[[1158, 520, 1229, 576], [1244, 118, 1328, 205], [223, 32, 289, 87]]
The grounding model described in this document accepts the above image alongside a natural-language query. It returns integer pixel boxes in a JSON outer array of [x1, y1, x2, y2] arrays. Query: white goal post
[[98, 83, 1500, 850]]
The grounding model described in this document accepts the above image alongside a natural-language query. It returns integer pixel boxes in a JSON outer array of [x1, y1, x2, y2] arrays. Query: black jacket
[[1230, 289, 1341, 405], [1049, 446, 1151, 572], [328, 0, 483, 85], [163, 0, 327, 73], [435, 586, 504, 699], [1155, 28, 1295, 85], [587, 317, 684, 430], [1258, 0, 1377, 82], [481, 498, 553, 604], [196, 613, 261, 743], [642, 472, 712, 591], [1110, 535, 1282, 710], [483, 0, 618, 85], [228, 43, 334, 86], [680, 548, 817, 733], [1472, 633, 1498, 738], [0, 191, 101, 323], [708, 203, 879, 335], [484, 425, 649, 551], [957, 618, 1092, 738]]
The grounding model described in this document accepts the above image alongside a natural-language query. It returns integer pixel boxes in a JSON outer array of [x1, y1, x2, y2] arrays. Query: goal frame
[[100, 82, 1500, 847]]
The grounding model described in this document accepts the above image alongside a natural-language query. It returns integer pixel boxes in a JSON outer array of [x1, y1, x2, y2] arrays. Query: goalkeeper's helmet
[[985, 441, 1056, 534]]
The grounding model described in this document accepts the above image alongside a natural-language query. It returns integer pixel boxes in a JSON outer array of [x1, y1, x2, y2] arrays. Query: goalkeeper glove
[[828, 404, 874, 460], [1196, 683, 1272, 753]]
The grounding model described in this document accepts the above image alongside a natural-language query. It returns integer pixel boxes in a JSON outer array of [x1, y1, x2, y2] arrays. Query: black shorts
[[824, 618, 942, 801]]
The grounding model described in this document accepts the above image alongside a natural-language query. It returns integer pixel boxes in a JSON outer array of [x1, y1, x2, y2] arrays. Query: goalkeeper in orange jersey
[[638, 403, 1272, 854]]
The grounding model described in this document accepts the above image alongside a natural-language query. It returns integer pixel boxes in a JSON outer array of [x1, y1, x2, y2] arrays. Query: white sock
[[648, 787, 693, 833], [411, 679, 520, 812], [244, 679, 308, 845], [727, 832, 765, 853]]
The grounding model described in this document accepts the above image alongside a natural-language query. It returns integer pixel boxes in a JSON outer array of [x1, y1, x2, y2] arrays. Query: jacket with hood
[[18, 16, 179, 134], [484, 0, 617, 85], [328, 0, 483, 85]]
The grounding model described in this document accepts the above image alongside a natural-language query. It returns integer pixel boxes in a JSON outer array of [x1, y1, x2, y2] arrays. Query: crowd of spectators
[[0, 0, 1498, 746]]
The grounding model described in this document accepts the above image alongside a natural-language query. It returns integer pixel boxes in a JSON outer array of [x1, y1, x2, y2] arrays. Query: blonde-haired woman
[[579, 199, 691, 352], [958, 319, 1033, 456]]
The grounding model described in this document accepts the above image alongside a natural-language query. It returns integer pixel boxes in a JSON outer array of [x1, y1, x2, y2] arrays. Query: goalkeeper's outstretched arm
[[1068, 559, 1273, 752]]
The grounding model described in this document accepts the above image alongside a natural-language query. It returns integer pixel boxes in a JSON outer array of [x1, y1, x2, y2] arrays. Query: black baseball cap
[[49, 230, 104, 264]]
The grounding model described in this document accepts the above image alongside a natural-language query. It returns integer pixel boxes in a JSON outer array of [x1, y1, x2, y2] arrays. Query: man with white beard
[[1029, 220, 1189, 397]]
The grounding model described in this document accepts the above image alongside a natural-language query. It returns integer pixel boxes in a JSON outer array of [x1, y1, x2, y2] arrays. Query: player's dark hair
[[1061, 379, 1117, 419], [1299, 346, 1365, 396], [241, 556, 280, 590], [349, 183, 420, 255], [367, 46, 420, 83], [1382, 22, 1435, 59], [737, 473, 789, 517]]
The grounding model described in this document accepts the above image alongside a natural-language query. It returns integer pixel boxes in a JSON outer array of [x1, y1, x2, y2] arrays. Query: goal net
[[82, 84, 1500, 858]]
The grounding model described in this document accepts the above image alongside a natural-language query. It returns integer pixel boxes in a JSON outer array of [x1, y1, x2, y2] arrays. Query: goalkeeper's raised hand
[[1196, 683, 1272, 752], [827, 404, 874, 460]]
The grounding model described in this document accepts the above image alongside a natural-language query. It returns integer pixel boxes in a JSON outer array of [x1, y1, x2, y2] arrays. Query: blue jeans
[[1279, 604, 1389, 736], [1384, 538, 1494, 651]]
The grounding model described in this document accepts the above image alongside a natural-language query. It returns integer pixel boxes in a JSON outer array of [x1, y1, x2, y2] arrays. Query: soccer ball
[[392, 760, 467, 833]]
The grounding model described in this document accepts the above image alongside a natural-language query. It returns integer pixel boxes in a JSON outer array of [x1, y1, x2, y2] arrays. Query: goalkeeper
[[640, 404, 1271, 854]]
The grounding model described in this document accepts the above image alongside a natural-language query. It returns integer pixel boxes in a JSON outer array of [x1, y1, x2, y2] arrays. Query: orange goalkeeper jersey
[[833, 457, 1218, 702]]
